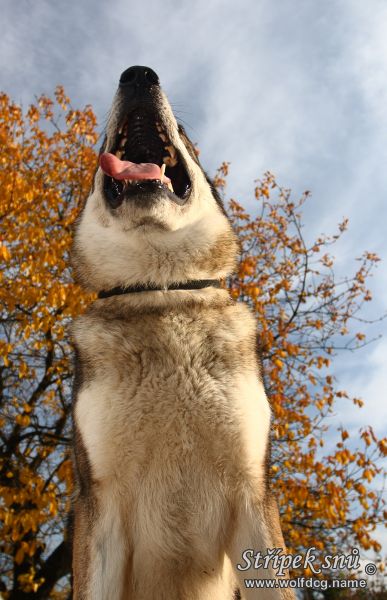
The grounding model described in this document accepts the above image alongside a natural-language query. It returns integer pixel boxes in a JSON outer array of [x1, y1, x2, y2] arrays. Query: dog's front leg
[[228, 495, 295, 600], [73, 495, 128, 600]]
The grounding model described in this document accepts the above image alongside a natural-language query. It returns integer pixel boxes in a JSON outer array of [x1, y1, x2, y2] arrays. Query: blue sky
[[2, 0, 386, 550]]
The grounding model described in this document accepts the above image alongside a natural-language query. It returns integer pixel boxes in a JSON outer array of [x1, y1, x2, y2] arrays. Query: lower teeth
[[118, 178, 174, 193]]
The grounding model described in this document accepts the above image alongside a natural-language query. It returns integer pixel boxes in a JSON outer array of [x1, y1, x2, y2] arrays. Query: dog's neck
[[98, 279, 221, 299]]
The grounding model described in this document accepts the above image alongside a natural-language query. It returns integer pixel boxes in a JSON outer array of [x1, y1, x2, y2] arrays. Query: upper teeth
[[165, 145, 176, 159], [163, 156, 178, 167], [114, 123, 179, 168], [118, 121, 128, 135]]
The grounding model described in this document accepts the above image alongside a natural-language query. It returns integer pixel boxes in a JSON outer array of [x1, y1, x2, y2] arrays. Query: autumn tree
[[0, 90, 386, 598], [0, 89, 95, 599]]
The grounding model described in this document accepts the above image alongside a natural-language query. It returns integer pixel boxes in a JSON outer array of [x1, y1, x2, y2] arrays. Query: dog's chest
[[73, 302, 269, 487]]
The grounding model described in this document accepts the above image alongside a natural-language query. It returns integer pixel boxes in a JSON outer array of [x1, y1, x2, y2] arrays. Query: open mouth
[[101, 109, 192, 208]]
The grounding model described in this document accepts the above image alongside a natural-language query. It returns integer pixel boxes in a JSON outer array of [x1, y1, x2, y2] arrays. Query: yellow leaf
[[0, 243, 11, 261], [15, 546, 25, 565]]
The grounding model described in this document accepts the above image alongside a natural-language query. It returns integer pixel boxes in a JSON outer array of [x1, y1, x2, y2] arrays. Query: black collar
[[98, 279, 221, 299]]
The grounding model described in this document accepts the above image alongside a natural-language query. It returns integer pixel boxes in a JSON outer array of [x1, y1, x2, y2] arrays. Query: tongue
[[100, 153, 170, 182]]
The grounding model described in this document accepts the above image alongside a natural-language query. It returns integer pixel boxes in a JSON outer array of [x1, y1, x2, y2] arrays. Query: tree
[[0, 89, 95, 598], [0, 90, 385, 598]]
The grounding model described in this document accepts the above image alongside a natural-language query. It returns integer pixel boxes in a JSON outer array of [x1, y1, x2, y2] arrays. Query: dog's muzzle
[[101, 66, 192, 209]]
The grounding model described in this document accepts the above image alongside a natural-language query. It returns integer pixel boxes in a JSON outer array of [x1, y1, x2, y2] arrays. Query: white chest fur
[[73, 295, 271, 494]]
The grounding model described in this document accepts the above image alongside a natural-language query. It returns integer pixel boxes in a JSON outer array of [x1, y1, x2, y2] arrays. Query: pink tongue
[[100, 153, 170, 182]]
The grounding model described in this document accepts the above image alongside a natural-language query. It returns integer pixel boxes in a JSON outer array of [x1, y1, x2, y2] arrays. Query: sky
[[2, 0, 386, 552]]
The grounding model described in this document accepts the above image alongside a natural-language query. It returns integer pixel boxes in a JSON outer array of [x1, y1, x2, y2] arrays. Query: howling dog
[[71, 66, 294, 600]]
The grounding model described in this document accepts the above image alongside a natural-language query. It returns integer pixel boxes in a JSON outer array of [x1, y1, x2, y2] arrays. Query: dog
[[70, 66, 294, 600]]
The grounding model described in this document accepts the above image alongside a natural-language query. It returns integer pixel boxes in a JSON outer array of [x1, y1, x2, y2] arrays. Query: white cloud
[[3, 0, 385, 408], [2, 0, 386, 549]]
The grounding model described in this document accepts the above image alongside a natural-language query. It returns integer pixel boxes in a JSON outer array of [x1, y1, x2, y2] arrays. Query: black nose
[[119, 66, 159, 87]]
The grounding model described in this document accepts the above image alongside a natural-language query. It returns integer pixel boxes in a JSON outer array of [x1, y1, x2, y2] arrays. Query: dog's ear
[[87, 136, 108, 196], [203, 173, 230, 218], [176, 124, 230, 219]]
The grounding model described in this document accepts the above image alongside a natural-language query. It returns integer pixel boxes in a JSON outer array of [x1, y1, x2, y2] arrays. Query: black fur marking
[[255, 332, 272, 494], [71, 345, 94, 499]]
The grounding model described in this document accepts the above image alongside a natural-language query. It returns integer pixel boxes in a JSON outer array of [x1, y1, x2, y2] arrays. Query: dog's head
[[72, 66, 238, 292]]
